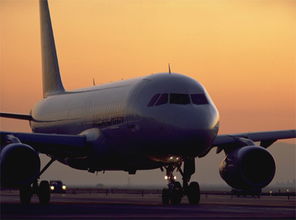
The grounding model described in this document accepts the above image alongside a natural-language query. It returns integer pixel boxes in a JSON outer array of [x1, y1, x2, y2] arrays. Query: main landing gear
[[20, 180, 51, 204], [19, 158, 55, 204], [162, 158, 200, 205]]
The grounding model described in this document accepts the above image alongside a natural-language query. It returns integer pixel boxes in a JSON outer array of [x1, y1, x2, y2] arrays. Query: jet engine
[[219, 146, 275, 190], [0, 143, 40, 187]]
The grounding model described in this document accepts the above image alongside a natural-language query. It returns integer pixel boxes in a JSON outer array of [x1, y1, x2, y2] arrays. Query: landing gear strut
[[162, 158, 200, 205]]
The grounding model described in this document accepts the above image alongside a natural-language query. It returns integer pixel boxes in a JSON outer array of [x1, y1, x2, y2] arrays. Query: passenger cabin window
[[155, 93, 168, 105], [191, 94, 209, 105], [170, 94, 190, 105], [147, 94, 160, 106]]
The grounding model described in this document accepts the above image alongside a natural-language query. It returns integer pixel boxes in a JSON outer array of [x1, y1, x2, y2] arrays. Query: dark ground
[[1, 189, 295, 219]]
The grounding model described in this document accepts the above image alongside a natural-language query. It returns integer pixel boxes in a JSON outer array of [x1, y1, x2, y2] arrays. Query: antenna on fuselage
[[93, 78, 96, 86], [168, 63, 171, 74]]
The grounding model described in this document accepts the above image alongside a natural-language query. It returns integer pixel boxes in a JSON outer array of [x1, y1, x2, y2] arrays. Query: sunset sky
[[0, 0, 295, 185]]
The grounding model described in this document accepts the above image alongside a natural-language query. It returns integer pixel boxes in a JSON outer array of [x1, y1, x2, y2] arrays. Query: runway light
[[164, 176, 168, 180], [169, 156, 173, 160], [50, 186, 55, 190], [62, 185, 67, 190]]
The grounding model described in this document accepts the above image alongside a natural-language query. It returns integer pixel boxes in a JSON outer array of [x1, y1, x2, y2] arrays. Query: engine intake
[[219, 146, 275, 190], [0, 143, 40, 187]]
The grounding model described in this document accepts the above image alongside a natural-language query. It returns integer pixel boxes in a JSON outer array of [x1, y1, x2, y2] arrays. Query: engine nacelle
[[0, 143, 40, 187], [219, 146, 275, 190]]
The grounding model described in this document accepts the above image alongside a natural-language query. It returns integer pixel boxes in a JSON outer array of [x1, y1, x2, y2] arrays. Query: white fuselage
[[30, 73, 220, 172]]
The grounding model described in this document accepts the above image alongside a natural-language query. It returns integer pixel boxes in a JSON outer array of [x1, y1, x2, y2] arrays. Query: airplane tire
[[171, 182, 182, 205], [20, 185, 32, 204], [38, 180, 50, 204], [171, 190, 182, 205], [187, 181, 200, 205], [162, 188, 170, 205]]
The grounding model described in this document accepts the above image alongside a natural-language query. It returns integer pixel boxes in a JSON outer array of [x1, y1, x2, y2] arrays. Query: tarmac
[[1, 189, 295, 219]]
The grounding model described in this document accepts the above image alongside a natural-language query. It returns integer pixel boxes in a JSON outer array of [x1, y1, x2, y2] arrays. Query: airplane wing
[[213, 129, 296, 153], [0, 131, 88, 157], [0, 112, 33, 121]]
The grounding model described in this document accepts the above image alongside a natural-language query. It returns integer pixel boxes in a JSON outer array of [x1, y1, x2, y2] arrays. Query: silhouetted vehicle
[[49, 180, 67, 193]]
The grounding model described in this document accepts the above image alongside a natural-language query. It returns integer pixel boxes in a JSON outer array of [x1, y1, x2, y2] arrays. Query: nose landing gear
[[162, 164, 183, 205], [162, 158, 200, 205]]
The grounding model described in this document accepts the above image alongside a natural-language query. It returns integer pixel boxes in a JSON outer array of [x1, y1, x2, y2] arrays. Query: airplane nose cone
[[135, 101, 220, 157], [165, 105, 219, 131], [153, 105, 220, 157]]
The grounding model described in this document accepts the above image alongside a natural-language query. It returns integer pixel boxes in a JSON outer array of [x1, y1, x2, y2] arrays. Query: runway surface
[[1, 190, 295, 219]]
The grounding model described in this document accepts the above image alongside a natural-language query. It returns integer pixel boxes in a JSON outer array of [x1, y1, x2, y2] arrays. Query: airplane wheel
[[38, 180, 50, 204], [162, 188, 170, 205], [187, 181, 200, 205], [20, 185, 32, 204], [171, 182, 182, 205]]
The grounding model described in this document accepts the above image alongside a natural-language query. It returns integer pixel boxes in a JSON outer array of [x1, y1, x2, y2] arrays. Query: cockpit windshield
[[147, 93, 209, 107], [155, 93, 168, 105], [170, 94, 190, 105], [147, 94, 160, 106], [191, 94, 209, 105]]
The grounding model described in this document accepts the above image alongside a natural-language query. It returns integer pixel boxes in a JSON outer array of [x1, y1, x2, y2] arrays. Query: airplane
[[0, 0, 295, 205]]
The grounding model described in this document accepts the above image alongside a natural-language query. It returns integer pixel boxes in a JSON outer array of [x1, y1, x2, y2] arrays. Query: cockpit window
[[147, 94, 160, 106], [170, 93, 190, 105], [147, 93, 209, 107], [191, 94, 209, 105], [155, 93, 168, 105]]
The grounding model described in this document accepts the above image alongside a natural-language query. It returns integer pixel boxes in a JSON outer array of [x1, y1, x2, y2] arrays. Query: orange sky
[[0, 0, 296, 135]]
